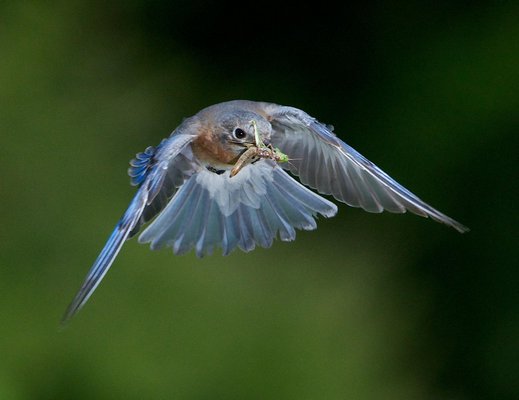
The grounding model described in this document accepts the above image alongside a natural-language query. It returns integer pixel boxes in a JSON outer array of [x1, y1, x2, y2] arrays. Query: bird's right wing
[[61, 131, 196, 324]]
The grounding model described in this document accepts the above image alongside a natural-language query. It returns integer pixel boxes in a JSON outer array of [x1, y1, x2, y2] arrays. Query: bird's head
[[215, 110, 272, 158]]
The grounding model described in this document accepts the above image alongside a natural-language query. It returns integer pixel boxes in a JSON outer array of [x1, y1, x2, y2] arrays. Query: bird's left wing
[[264, 104, 468, 233], [61, 131, 196, 324]]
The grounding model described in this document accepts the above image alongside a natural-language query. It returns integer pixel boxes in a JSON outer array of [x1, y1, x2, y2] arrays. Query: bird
[[62, 100, 468, 324]]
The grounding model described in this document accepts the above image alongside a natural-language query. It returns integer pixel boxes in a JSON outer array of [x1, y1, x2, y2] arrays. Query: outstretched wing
[[138, 160, 337, 257], [265, 105, 468, 233], [61, 132, 196, 324]]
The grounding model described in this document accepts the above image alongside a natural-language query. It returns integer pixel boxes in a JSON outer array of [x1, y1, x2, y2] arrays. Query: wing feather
[[62, 132, 196, 324], [266, 105, 468, 233]]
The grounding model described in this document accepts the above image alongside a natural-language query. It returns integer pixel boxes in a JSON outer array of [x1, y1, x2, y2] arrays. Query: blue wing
[[266, 105, 469, 233], [61, 188, 148, 324], [61, 132, 195, 324]]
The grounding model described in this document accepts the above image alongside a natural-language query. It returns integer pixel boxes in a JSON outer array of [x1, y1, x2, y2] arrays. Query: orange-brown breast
[[191, 127, 238, 167]]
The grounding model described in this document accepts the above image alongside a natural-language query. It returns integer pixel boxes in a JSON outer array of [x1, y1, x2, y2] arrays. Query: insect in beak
[[230, 120, 289, 177]]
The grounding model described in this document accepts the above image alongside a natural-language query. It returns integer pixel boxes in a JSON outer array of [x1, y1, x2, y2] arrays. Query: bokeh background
[[1, 1, 517, 399]]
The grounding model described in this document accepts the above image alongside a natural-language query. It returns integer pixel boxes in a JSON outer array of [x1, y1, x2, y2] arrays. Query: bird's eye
[[233, 128, 246, 140]]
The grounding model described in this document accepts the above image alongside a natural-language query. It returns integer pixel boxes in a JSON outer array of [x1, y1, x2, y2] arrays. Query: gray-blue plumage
[[138, 161, 337, 256], [62, 100, 468, 324]]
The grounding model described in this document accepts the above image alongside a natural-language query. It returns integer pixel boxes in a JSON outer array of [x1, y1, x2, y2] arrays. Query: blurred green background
[[1, 1, 517, 399]]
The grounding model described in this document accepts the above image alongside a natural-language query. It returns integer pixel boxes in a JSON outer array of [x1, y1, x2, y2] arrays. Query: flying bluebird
[[62, 100, 468, 323]]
